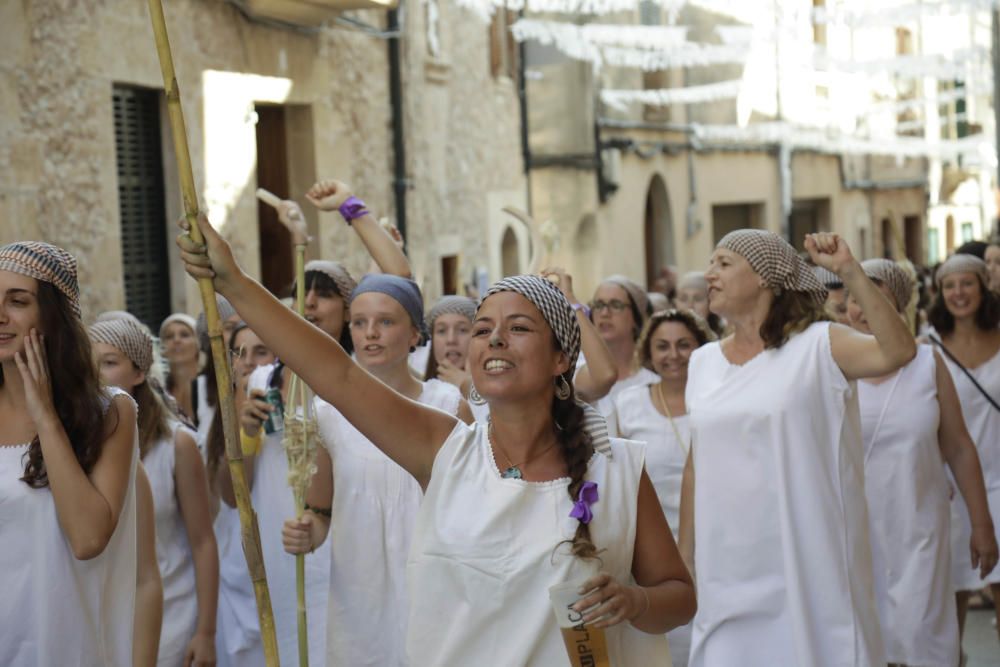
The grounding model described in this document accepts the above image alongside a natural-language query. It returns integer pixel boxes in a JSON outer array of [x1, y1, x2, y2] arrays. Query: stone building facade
[[1, 0, 528, 326]]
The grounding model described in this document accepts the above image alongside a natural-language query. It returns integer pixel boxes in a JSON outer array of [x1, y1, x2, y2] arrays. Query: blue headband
[[350, 274, 425, 333]]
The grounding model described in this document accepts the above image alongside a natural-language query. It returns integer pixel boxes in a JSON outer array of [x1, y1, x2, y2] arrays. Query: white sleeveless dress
[[406, 421, 670, 666], [686, 323, 884, 667], [214, 504, 265, 667], [611, 383, 692, 667], [859, 345, 957, 666], [944, 344, 1000, 590], [144, 420, 200, 667], [0, 387, 138, 666], [247, 363, 330, 667], [315, 378, 462, 667]]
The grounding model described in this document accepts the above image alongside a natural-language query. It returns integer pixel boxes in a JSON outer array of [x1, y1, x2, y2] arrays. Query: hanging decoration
[[601, 79, 742, 110], [813, 0, 1000, 27], [510, 18, 750, 70]]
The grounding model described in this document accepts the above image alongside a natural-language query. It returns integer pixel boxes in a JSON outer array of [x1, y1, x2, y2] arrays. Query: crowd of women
[[3, 177, 1000, 666]]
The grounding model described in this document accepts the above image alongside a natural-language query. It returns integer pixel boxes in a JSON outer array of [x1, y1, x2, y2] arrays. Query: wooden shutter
[[113, 85, 171, 330]]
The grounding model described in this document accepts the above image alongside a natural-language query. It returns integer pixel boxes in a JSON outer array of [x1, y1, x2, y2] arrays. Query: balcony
[[238, 0, 397, 27]]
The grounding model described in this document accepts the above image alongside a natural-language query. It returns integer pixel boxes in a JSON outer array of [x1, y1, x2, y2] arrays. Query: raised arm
[[934, 351, 999, 578], [304, 179, 412, 278], [177, 216, 456, 488], [542, 268, 616, 402], [807, 233, 916, 380]]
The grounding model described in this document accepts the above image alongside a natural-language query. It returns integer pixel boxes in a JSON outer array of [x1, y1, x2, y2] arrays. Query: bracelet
[[337, 196, 370, 225], [571, 302, 591, 319], [305, 503, 332, 519]]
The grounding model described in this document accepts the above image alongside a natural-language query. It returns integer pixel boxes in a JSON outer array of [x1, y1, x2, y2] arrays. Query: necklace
[[488, 420, 559, 480], [654, 382, 689, 457]]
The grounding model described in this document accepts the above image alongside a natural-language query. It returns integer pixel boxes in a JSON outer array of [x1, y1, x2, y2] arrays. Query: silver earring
[[469, 384, 487, 405], [555, 375, 572, 401]]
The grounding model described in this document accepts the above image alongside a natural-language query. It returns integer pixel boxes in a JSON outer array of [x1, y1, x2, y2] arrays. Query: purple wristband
[[338, 196, 370, 225]]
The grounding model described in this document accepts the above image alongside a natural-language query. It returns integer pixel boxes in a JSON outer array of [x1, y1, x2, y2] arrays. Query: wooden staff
[[146, 2, 280, 665], [257, 188, 319, 667]]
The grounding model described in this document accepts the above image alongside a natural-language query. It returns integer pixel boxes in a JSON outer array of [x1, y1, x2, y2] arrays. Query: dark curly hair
[[928, 274, 1000, 334], [553, 379, 600, 561], [0, 282, 117, 487], [635, 309, 716, 370]]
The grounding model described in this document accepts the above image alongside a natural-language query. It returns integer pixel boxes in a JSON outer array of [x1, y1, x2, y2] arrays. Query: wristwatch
[[571, 302, 591, 319]]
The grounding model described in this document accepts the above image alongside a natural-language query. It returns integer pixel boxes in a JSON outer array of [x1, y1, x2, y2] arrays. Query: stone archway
[[644, 174, 675, 287], [501, 226, 521, 277]]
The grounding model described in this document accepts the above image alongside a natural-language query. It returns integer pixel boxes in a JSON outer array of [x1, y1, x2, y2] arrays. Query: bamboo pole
[[145, 2, 280, 665], [255, 189, 316, 667]]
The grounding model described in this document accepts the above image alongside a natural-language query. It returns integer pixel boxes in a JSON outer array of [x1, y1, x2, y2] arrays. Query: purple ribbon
[[569, 481, 599, 525], [338, 196, 370, 224]]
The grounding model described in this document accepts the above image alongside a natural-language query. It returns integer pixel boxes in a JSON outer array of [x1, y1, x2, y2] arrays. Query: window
[[441, 255, 458, 295], [927, 228, 940, 264], [812, 0, 826, 46], [112, 85, 171, 330], [711, 203, 764, 245], [489, 8, 519, 80], [961, 222, 974, 242]]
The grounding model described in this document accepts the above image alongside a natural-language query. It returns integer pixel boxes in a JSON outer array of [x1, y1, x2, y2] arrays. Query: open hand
[[175, 213, 244, 295], [183, 631, 216, 666], [436, 359, 471, 394], [971, 524, 999, 579], [305, 180, 352, 211], [14, 329, 57, 428], [572, 572, 646, 629], [804, 232, 857, 277]]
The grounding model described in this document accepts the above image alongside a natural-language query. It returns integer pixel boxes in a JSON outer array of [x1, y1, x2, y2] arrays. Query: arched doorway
[[501, 226, 521, 277], [644, 174, 675, 287]]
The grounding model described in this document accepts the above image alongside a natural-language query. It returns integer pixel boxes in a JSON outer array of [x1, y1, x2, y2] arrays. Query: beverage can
[[263, 386, 285, 434]]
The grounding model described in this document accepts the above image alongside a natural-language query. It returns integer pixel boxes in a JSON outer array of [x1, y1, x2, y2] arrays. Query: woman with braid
[[178, 216, 695, 665]]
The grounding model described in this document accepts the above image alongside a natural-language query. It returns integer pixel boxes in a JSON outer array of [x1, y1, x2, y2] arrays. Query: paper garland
[[601, 79, 742, 109]]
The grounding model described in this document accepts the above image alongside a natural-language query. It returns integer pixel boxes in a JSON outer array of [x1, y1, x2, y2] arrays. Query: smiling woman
[[0, 241, 139, 667], [175, 215, 696, 666]]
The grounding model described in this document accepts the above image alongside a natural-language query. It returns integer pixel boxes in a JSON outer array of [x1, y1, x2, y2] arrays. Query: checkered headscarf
[[89, 317, 154, 373], [718, 230, 827, 304], [480, 275, 610, 455], [426, 295, 477, 330], [0, 241, 81, 317], [861, 259, 914, 312], [483, 275, 582, 369], [305, 260, 358, 301]]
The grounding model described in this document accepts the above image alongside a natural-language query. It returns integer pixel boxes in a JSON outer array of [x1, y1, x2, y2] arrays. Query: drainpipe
[[388, 8, 407, 241], [517, 22, 533, 212]]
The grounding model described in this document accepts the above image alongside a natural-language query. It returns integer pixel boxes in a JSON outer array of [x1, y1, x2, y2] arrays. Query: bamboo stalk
[[145, 2, 280, 665]]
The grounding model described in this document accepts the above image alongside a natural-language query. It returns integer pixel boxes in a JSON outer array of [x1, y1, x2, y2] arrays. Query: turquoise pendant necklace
[[489, 420, 557, 480]]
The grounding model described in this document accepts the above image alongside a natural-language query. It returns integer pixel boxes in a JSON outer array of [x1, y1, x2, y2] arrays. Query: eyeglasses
[[590, 299, 630, 313]]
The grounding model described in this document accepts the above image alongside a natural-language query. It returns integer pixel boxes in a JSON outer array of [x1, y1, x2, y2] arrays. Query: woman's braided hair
[[553, 372, 599, 561]]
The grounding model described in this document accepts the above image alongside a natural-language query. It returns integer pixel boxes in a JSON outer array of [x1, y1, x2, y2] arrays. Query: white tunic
[[248, 364, 330, 667], [609, 383, 689, 535], [144, 421, 199, 667], [0, 388, 138, 667], [214, 505, 265, 667], [610, 383, 692, 667], [593, 367, 659, 419], [686, 323, 884, 667], [315, 378, 462, 667], [859, 345, 957, 666], [945, 344, 1000, 589], [406, 421, 670, 666]]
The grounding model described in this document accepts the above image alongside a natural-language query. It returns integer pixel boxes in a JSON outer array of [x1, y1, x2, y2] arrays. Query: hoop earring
[[469, 384, 487, 405], [554, 375, 572, 401]]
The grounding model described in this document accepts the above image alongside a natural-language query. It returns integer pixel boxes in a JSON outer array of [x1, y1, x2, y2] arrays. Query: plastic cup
[[548, 580, 611, 667]]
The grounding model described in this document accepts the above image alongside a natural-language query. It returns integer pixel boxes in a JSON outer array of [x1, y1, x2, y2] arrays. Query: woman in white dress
[[276, 274, 472, 666], [927, 253, 1000, 641], [423, 295, 477, 385], [89, 317, 220, 667], [610, 309, 716, 667], [847, 258, 997, 666], [578, 274, 659, 417], [0, 241, 138, 666], [160, 312, 199, 419], [684, 230, 917, 666], [178, 219, 696, 666]]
